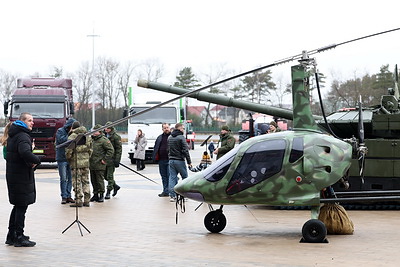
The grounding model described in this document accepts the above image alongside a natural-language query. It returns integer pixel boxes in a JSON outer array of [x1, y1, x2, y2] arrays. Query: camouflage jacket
[[217, 133, 236, 159], [105, 129, 122, 166], [89, 132, 114, 170], [66, 126, 93, 169]]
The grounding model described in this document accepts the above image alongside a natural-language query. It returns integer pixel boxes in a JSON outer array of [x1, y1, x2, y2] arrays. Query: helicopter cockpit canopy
[[201, 137, 305, 195], [226, 139, 286, 195]]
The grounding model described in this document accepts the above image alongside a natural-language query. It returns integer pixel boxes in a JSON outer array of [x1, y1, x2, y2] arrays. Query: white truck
[[127, 103, 181, 164]]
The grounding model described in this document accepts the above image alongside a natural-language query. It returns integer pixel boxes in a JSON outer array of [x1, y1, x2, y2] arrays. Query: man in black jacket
[[153, 123, 170, 197], [5, 112, 41, 247], [167, 123, 192, 201]]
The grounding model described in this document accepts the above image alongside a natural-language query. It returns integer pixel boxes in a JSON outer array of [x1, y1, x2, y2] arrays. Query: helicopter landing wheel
[[204, 210, 227, 233], [301, 219, 328, 243]]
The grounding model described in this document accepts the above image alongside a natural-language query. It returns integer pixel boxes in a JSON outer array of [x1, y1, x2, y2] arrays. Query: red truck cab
[[4, 78, 74, 162]]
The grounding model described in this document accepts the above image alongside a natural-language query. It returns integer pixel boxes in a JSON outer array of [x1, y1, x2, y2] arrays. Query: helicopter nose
[[174, 173, 205, 202]]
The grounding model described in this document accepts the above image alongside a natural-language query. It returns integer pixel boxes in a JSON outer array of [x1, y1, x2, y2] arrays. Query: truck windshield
[[12, 103, 64, 119], [129, 107, 178, 124]]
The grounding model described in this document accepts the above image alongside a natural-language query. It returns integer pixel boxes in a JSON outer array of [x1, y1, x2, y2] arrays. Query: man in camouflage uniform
[[104, 121, 122, 199], [66, 121, 92, 207], [214, 125, 236, 160], [89, 124, 114, 203]]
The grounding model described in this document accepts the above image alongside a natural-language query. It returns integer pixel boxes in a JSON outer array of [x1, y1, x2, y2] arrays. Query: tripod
[[62, 134, 91, 236]]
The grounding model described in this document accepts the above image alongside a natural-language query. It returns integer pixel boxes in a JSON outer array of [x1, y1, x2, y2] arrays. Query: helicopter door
[[226, 139, 286, 195]]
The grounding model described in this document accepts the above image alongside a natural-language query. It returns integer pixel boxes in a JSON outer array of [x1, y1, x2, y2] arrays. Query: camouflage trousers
[[90, 169, 105, 194], [105, 165, 116, 190], [71, 167, 91, 204]]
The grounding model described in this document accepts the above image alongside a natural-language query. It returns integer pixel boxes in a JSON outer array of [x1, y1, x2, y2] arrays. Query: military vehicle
[[319, 74, 400, 194]]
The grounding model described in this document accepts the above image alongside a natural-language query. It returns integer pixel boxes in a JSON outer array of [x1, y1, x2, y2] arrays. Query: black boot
[[14, 235, 36, 247], [5, 231, 15, 245], [136, 161, 140, 171], [140, 160, 145, 170], [105, 189, 111, 200], [90, 194, 98, 202], [97, 193, 104, 202], [113, 184, 121, 197]]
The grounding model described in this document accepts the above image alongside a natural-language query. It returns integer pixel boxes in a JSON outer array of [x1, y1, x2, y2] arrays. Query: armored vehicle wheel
[[204, 210, 227, 233], [301, 219, 327, 243]]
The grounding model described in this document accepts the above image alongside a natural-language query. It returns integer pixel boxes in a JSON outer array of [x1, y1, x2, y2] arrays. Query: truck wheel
[[239, 132, 250, 143]]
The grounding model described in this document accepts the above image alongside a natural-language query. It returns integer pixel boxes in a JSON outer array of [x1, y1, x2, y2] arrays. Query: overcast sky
[[1, 0, 399, 102]]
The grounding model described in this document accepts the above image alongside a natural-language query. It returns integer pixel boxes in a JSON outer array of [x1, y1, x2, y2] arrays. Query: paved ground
[[0, 144, 399, 266]]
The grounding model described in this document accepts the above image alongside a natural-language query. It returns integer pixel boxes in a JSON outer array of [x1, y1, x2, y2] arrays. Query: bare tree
[[72, 62, 93, 125], [136, 58, 164, 82], [199, 63, 231, 126], [0, 69, 17, 104], [96, 56, 121, 110], [273, 74, 291, 108], [74, 62, 93, 107], [228, 78, 245, 124], [118, 61, 137, 107]]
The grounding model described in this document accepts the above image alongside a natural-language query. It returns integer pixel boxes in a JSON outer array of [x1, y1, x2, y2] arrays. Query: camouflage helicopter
[[140, 54, 353, 243], [136, 28, 400, 243]]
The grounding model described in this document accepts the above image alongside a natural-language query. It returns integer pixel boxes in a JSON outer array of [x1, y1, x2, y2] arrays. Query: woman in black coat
[[5, 113, 41, 247]]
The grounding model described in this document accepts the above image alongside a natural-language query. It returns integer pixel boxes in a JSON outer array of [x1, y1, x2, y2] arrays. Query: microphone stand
[[62, 134, 91, 236]]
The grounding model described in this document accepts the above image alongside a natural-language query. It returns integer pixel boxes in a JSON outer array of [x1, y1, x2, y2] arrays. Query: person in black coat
[[152, 123, 171, 197], [167, 123, 192, 201], [5, 112, 41, 247]]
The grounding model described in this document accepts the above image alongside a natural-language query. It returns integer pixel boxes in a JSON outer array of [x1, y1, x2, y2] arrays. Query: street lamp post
[[87, 28, 99, 128]]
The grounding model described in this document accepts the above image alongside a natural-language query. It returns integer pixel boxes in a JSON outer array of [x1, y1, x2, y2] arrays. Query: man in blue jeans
[[167, 123, 192, 202], [55, 118, 76, 204], [153, 123, 171, 197]]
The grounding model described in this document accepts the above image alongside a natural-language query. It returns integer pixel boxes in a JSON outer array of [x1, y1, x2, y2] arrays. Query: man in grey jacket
[[167, 123, 192, 201]]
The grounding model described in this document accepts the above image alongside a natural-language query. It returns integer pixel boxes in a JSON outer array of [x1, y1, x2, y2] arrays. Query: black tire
[[238, 130, 250, 144], [302, 219, 327, 243], [191, 141, 195, 150], [204, 210, 227, 233]]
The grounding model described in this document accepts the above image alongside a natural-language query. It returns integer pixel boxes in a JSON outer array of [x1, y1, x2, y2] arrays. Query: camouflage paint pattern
[[291, 64, 319, 131], [66, 126, 92, 169], [72, 167, 91, 204]]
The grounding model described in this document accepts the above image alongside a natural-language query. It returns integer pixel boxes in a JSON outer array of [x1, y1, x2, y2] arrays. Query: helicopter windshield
[[226, 139, 286, 195], [203, 145, 240, 182]]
